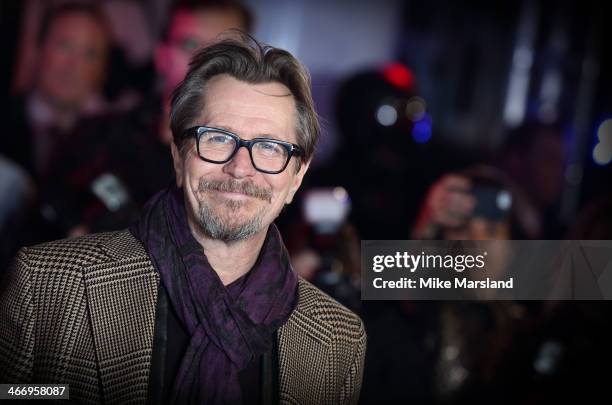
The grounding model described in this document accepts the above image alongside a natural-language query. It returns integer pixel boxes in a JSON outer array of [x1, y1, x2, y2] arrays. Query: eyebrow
[[207, 124, 238, 133], [205, 124, 282, 140]]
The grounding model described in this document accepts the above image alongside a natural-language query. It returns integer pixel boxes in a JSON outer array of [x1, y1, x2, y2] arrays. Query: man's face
[[155, 8, 245, 98], [38, 13, 108, 108], [171, 74, 309, 243]]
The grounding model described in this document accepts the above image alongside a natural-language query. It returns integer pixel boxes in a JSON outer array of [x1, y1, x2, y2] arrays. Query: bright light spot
[[382, 62, 414, 90], [405, 96, 426, 122], [443, 346, 459, 360], [333, 186, 348, 202], [513, 47, 533, 69], [597, 119, 612, 142], [503, 74, 529, 127], [376, 104, 397, 127], [593, 143, 612, 166], [496, 191, 513, 211]]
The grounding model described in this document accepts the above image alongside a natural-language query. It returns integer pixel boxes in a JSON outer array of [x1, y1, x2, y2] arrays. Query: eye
[[203, 133, 233, 144], [254, 141, 284, 156]]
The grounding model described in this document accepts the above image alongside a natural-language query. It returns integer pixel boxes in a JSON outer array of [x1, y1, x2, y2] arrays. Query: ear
[[171, 142, 184, 188], [285, 159, 311, 205]]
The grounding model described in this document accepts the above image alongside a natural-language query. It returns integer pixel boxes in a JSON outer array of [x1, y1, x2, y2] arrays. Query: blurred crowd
[[1, 0, 611, 404]]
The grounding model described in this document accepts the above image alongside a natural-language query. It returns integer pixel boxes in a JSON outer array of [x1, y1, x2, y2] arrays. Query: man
[[2, 2, 110, 179], [41, 0, 253, 237], [0, 35, 366, 405]]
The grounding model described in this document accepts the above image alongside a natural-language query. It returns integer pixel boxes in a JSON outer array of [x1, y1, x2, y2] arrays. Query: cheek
[[268, 176, 295, 209], [41, 51, 66, 79], [271, 188, 290, 208], [183, 162, 207, 211], [185, 157, 204, 188], [175, 152, 198, 187], [82, 58, 105, 82]]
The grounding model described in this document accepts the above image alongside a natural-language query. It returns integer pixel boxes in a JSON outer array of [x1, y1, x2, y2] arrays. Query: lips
[[215, 190, 252, 200]]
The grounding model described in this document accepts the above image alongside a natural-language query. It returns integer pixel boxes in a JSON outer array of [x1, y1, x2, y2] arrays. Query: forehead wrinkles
[[202, 96, 296, 133], [204, 98, 287, 119]]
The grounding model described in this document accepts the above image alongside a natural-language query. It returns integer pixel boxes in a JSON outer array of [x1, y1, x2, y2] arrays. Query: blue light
[[412, 114, 432, 143]]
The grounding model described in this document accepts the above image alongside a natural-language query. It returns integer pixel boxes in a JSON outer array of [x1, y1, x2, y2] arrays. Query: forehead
[[168, 8, 244, 44], [45, 13, 108, 46], [199, 74, 297, 141]]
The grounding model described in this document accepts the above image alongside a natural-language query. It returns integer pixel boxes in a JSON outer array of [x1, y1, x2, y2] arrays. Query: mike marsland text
[[372, 277, 514, 289]]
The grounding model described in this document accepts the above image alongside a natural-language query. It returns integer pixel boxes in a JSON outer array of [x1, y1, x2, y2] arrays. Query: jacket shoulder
[[21, 230, 145, 272], [296, 278, 365, 342]]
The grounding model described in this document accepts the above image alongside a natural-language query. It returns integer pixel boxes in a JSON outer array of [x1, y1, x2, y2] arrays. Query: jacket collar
[[86, 230, 333, 403], [84, 231, 160, 403]]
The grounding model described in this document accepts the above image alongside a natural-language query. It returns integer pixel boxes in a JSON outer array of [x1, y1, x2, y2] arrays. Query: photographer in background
[[412, 165, 539, 241], [410, 165, 602, 404], [286, 188, 362, 312]]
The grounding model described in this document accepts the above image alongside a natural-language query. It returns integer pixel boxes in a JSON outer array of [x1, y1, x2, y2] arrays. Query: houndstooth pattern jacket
[[0, 230, 366, 404]]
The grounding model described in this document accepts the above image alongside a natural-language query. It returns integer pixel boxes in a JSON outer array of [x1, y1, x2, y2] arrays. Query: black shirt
[[148, 285, 279, 405]]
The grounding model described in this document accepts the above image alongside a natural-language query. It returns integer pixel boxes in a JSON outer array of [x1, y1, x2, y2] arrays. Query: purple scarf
[[130, 186, 298, 404]]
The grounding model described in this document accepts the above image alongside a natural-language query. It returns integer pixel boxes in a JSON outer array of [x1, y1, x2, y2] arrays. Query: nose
[[222, 146, 256, 178]]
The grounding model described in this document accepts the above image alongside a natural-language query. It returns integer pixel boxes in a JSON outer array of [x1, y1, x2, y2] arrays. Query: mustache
[[198, 178, 272, 203]]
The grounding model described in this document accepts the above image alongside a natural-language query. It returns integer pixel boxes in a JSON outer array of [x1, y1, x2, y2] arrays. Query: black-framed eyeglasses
[[181, 126, 302, 174]]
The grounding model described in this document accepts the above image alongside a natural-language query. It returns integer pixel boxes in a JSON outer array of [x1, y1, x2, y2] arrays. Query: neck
[[188, 220, 269, 286]]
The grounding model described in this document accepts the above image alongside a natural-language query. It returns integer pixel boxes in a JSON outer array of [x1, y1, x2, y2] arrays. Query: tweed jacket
[[0, 230, 366, 404]]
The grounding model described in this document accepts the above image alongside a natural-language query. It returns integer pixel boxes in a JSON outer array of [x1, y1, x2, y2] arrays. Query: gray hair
[[170, 32, 319, 164]]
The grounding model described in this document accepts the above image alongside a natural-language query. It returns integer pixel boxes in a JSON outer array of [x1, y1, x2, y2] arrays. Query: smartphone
[[471, 186, 513, 220]]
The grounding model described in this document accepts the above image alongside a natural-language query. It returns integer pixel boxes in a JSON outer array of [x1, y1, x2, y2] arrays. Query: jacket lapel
[[277, 280, 333, 404], [83, 231, 334, 404], [84, 231, 159, 404]]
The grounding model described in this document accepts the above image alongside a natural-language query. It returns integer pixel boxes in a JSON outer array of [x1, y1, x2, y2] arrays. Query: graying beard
[[194, 178, 272, 243], [198, 178, 272, 203], [196, 197, 265, 243]]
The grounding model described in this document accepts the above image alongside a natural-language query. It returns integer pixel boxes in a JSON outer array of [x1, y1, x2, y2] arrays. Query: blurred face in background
[[443, 217, 512, 280], [37, 12, 109, 109], [155, 8, 246, 99]]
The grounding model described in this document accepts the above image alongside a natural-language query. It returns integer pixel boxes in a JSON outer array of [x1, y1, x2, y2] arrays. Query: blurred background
[[1, 0, 611, 403]]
